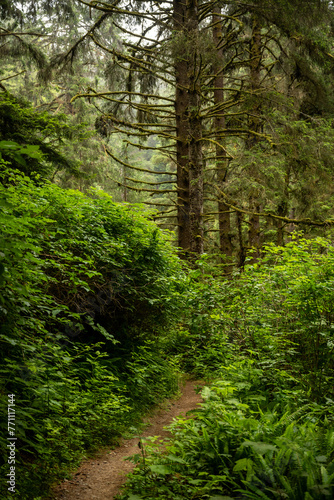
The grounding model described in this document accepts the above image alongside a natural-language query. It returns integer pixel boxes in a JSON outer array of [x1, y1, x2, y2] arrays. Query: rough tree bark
[[247, 15, 262, 262], [277, 165, 291, 246], [187, 0, 204, 256], [173, 0, 204, 257], [173, 0, 191, 255], [237, 211, 246, 269], [212, 5, 233, 271]]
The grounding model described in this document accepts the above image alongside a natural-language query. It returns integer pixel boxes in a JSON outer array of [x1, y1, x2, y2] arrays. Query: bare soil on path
[[51, 379, 204, 500]]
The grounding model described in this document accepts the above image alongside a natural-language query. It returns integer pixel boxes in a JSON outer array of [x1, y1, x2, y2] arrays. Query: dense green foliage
[[118, 239, 334, 500], [0, 93, 84, 178], [0, 169, 185, 498]]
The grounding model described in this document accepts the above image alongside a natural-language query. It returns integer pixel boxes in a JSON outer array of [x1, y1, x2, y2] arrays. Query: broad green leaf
[[0, 140, 20, 149], [233, 458, 255, 472], [241, 441, 277, 455], [149, 464, 172, 475], [209, 497, 234, 500]]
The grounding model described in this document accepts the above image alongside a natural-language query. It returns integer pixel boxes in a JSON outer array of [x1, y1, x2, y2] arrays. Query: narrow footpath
[[52, 379, 204, 500]]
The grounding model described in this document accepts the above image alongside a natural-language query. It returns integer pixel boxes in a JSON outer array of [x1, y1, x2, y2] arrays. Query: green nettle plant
[[0, 169, 186, 498]]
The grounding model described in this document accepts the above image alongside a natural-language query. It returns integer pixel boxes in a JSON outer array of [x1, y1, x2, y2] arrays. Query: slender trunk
[[247, 15, 262, 262], [237, 211, 246, 269], [123, 165, 127, 202], [288, 207, 296, 240], [173, 0, 191, 255], [248, 200, 261, 260], [277, 163, 291, 246], [212, 5, 233, 271], [277, 205, 285, 246], [187, 0, 203, 256], [247, 15, 262, 147]]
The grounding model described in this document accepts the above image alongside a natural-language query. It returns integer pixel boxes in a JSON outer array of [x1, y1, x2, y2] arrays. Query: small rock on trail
[[51, 379, 204, 500]]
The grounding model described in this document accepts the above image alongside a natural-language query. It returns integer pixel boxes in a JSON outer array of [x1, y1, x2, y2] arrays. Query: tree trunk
[[277, 161, 291, 246], [277, 204, 285, 246], [247, 15, 262, 262], [173, 0, 191, 256], [187, 0, 204, 256], [247, 15, 262, 148], [212, 5, 233, 271], [122, 165, 127, 202], [237, 211, 246, 269], [248, 200, 261, 261]]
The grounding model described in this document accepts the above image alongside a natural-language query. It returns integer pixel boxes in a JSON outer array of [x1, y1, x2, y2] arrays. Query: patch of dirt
[[51, 379, 204, 500]]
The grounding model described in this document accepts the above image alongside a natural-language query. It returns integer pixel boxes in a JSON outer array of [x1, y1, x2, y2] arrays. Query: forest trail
[[52, 379, 204, 500]]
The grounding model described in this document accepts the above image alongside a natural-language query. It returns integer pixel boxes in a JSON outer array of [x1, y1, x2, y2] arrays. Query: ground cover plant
[[118, 238, 334, 500], [0, 169, 186, 499]]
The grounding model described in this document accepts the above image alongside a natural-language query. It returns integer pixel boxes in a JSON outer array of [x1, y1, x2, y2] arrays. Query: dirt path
[[52, 379, 204, 500]]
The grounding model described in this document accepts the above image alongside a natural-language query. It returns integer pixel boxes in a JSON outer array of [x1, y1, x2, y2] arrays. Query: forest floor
[[51, 379, 204, 500]]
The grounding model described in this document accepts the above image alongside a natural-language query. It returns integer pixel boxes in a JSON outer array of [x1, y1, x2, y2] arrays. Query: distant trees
[[2, 0, 334, 262]]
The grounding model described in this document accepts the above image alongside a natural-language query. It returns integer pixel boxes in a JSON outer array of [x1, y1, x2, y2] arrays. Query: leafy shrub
[[0, 170, 185, 497], [0, 169, 185, 342], [168, 238, 334, 399], [219, 237, 334, 400]]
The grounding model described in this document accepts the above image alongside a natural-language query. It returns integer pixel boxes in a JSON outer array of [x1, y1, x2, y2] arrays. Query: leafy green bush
[[0, 169, 185, 341], [167, 238, 334, 399], [0, 170, 185, 498], [219, 237, 334, 400]]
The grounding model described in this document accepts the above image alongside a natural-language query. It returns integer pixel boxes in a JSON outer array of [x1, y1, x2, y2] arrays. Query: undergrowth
[[0, 170, 185, 499], [2, 170, 334, 500], [118, 238, 334, 500]]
